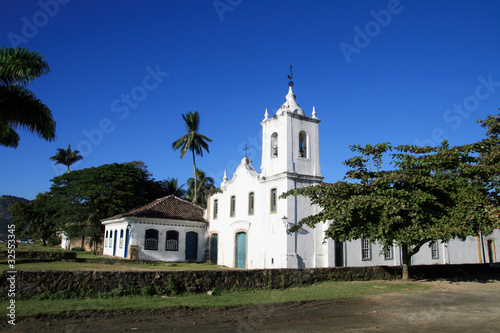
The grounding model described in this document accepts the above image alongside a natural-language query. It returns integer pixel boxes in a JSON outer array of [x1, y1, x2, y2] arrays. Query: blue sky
[[1, 0, 500, 200]]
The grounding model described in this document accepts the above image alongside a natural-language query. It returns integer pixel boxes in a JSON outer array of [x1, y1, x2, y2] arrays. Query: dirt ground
[[3, 280, 499, 333]]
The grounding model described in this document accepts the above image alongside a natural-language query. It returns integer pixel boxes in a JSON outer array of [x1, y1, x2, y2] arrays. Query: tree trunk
[[192, 150, 197, 204], [401, 243, 410, 280]]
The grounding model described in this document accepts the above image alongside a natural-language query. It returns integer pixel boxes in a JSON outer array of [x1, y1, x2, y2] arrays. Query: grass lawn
[[7, 261, 227, 271], [1, 241, 227, 271], [2, 281, 432, 318], [0, 242, 70, 253]]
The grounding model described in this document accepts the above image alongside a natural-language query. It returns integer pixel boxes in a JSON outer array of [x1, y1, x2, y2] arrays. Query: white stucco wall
[[103, 217, 206, 262], [102, 220, 129, 258], [208, 155, 328, 269], [342, 229, 500, 267]]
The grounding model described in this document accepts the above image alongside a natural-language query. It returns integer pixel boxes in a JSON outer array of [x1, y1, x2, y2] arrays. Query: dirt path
[[4, 280, 500, 332]]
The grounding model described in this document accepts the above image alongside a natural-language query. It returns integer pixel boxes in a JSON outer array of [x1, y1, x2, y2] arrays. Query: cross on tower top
[[243, 144, 249, 157], [288, 64, 294, 87]]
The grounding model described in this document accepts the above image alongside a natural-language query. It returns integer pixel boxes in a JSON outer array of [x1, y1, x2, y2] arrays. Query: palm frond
[[0, 47, 50, 86]]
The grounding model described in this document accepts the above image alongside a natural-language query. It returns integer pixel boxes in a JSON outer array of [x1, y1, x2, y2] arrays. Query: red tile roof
[[103, 195, 206, 223]]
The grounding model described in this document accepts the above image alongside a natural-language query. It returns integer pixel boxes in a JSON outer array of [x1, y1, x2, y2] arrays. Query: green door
[[210, 234, 218, 264], [236, 232, 247, 268], [185, 232, 198, 261]]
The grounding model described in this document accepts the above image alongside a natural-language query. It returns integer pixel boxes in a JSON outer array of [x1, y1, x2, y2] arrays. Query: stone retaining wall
[[1, 264, 497, 299], [1, 266, 397, 298]]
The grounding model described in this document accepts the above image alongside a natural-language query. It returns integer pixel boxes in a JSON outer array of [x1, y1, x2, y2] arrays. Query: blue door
[[210, 234, 218, 264], [112, 230, 117, 256], [236, 232, 247, 269], [185, 232, 198, 261], [124, 229, 130, 258]]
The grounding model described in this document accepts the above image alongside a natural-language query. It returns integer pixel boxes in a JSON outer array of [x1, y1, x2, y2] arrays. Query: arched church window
[[271, 133, 278, 158], [144, 229, 158, 251], [248, 192, 254, 215], [230, 196, 236, 217], [270, 188, 277, 213], [299, 131, 308, 158], [213, 199, 218, 219]]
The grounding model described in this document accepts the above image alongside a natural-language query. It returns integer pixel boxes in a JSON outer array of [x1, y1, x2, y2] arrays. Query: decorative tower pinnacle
[[279, 66, 304, 115], [312, 106, 317, 119]]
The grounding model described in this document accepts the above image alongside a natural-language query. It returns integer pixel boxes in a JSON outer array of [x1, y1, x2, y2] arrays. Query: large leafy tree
[[48, 161, 167, 251], [161, 177, 186, 198], [0, 47, 56, 148], [282, 116, 500, 279], [186, 168, 215, 207], [50, 145, 83, 173], [9, 192, 58, 246], [172, 111, 212, 203]]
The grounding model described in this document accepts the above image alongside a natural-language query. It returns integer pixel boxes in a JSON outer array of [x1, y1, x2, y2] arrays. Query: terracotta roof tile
[[103, 195, 206, 222]]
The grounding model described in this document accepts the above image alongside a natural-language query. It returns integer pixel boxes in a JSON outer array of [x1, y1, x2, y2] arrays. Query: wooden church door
[[236, 232, 247, 268], [210, 234, 218, 264]]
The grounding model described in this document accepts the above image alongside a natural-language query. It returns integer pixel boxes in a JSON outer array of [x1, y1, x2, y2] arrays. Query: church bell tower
[[260, 67, 323, 185]]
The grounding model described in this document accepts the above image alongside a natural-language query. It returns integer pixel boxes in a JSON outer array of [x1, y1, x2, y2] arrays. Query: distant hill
[[0, 195, 29, 239]]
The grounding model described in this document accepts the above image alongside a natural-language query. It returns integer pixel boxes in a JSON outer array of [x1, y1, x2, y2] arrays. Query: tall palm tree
[[0, 47, 56, 148], [50, 145, 83, 173], [172, 111, 212, 202], [161, 177, 187, 198], [187, 168, 215, 207]]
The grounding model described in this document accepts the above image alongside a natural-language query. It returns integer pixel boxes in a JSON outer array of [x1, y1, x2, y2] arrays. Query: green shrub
[[164, 276, 178, 296], [47, 237, 61, 247], [110, 282, 140, 297], [36, 289, 77, 301], [71, 247, 85, 252], [141, 285, 156, 296]]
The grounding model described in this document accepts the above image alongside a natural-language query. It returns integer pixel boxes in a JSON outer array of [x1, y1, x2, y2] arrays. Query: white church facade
[[205, 78, 499, 269], [207, 80, 337, 269]]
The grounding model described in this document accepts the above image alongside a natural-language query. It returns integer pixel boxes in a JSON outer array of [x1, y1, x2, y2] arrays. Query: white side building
[[343, 232, 499, 267], [102, 195, 207, 262]]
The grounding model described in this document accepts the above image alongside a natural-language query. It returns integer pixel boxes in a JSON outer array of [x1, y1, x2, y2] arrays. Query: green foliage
[[47, 236, 61, 246], [0, 47, 55, 148], [172, 111, 212, 203], [186, 168, 215, 207], [110, 282, 140, 297], [8, 193, 58, 245], [0, 195, 28, 238], [141, 285, 156, 297], [70, 247, 85, 252], [161, 177, 186, 198], [49, 144, 83, 173]]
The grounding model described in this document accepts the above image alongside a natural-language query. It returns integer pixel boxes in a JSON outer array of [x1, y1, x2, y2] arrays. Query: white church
[[102, 73, 499, 268], [205, 76, 499, 269]]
